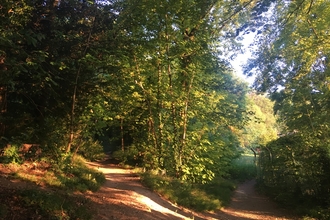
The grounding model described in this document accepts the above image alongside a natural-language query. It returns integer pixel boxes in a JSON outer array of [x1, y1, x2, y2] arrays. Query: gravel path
[[86, 162, 299, 220]]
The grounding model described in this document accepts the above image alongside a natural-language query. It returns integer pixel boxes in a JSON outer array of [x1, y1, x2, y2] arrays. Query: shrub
[[0, 145, 22, 164], [112, 145, 142, 166], [78, 139, 106, 161], [56, 154, 106, 192]]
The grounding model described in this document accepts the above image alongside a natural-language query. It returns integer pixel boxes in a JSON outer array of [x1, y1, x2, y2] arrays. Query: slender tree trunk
[[0, 86, 7, 136], [66, 65, 80, 153], [72, 135, 83, 162], [164, 13, 180, 176], [133, 55, 159, 167], [180, 75, 194, 168], [66, 15, 95, 153], [120, 117, 124, 152], [156, 58, 164, 167]]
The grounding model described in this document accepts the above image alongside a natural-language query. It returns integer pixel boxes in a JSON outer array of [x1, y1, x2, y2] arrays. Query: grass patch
[[55, 155, 106, 192], [140, 172, 236, 212]]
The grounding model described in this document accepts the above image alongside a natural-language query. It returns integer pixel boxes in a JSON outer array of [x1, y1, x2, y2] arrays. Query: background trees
[[107, 0, 253, 182]]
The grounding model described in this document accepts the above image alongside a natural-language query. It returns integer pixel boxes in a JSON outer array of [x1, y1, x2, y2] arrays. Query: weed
[[0, 152, 105, 219]]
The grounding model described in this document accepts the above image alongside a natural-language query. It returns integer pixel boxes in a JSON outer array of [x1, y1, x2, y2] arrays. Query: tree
[[244, 0, 330, 215], [238, 93, 278, 151], [0, 0, 118, 154], [1, 0, 254, 184], [107, 0, 253, 182]]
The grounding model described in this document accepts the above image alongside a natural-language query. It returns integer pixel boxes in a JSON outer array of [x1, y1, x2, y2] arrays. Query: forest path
[[216, 180, 298, 220], [86, 161, 299, 220]]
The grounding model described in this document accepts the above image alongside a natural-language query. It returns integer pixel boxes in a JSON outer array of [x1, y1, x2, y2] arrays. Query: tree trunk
[[0, 86, 7, 136], [120, 117, 124, 152], [66, 15, 95, 153]]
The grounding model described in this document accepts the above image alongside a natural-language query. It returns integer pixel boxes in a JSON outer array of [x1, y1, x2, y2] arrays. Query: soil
[[0, 161, 300, 220]]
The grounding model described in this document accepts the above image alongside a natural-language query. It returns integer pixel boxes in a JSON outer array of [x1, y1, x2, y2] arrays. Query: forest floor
[[85, 160, 299, 220], [0, 160, 300, 220]]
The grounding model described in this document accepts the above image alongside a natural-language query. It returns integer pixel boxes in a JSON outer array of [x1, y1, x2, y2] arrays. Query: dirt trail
[[86, 161, 299, 220], [216, 180, 297, 220]]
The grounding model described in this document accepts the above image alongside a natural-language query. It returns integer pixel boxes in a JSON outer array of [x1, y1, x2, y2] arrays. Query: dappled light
[[1, 0, 329, 219], [83, 161, 297, 220], [85, 161, 200, 219]]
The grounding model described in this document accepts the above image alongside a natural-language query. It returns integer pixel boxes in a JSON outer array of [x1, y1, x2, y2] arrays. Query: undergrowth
[[140, 172, 235, 212], [257, 182, 330, 220], [0, 147, 106, 219], [228, 154, 257, 182], [139, 154, 257, 212], [13, 154, 106, 192]]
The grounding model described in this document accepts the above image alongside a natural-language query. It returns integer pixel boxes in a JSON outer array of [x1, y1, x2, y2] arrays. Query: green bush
[[229, 155, 257, 182], [78, 139, 106, 161], [258, 135, 330, 219], [112, 145, 142, 166], [0, 145, 22, 164], [55, 154, 106, 192]]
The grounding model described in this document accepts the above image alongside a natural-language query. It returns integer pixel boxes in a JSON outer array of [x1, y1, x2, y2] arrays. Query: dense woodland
[[0, 0, 330, 218]]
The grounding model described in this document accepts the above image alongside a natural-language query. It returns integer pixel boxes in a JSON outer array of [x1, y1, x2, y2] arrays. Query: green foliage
[[0, 145, 22, 164], [0, 0, 253, 186], [55, 154, 106, 192], [244, 1, 330, 218], [140, 172, 235, 212], [77, 139, 106, 161], [258, 135, 330, 219], [237, 93, 278, 150], [105, 0, 251, 182], [229, 154, 257, 182], [112, 145, 142, 166]]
